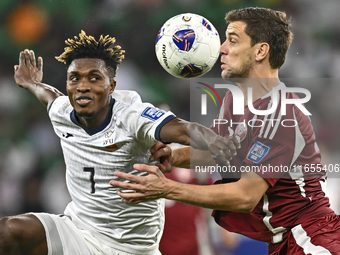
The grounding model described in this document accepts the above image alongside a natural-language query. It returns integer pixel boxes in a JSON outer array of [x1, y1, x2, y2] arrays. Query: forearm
[[160, 118, 219, 149], [165, 179, 252, 212], [164, 169, 269, 212], [172, 146, 216, 169], [112, 165, 268, 211], [160, 118, 240, 167], [171, 147, 190, 168], [189, 122, 221, 149], [25, 82, 63, 108]]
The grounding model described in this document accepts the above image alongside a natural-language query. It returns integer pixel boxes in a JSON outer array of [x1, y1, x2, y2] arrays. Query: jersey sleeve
[[118, 102, 176, 147], [48, 96, 72, 123]]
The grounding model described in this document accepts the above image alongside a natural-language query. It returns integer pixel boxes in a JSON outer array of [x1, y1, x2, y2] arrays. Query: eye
[[90, 75, 100, 82], [69, 76, 78, 82]]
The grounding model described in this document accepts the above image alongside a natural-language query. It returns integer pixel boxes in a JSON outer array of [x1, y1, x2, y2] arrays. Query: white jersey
[[48, 90, 176, 253]]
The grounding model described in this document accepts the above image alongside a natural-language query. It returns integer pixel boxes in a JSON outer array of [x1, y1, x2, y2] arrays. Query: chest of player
[[58, 127, 150, 166], [220, 112, 255, 166], [59, 129, 151, 196]]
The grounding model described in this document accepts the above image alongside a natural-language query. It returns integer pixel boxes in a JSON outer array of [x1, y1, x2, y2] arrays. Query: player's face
[[66, 58, 115, 128], [220, 21, 255, 79]]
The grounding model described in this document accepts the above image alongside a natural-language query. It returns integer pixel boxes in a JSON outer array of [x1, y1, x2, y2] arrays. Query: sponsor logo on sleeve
[[246, 141, 271, 164], [141, 107, 165, 121]]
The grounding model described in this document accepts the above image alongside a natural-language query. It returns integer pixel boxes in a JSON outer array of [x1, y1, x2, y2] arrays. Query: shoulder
[[112, 90, 171, 117], [48, 96, 71, 113], [250, 83, 307, 141], [112, 90, 149, 119], [111, 90, 142, 105], [222, 90, 233, 104], [48, 96, 73, 122], [111, 91, 175, 126], [220, 89, 233, 117]]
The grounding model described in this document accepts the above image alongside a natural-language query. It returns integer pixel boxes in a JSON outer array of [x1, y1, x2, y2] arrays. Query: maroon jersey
[[211, 83, 333, 244]]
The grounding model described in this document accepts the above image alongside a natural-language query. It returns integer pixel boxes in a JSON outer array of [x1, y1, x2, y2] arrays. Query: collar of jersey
[[261, 82, 286, 99], [70, 97, 115, 136]]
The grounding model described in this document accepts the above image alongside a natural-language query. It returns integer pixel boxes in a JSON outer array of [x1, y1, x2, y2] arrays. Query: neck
[[235, 68, 280, 105], [76, 101, 111, 130]]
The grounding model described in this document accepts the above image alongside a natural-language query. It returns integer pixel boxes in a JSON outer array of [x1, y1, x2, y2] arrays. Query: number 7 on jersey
[[83, 167, 95, 194]]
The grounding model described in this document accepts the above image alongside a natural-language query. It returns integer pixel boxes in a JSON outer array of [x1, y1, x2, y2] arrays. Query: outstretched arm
[[14, 49, 64, 109], [149, 141, 215, 171], [111, 164, 270, 212], [158, 118, 240, 167]]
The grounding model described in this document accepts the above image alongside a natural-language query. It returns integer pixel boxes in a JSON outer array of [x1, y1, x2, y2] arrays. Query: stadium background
[[0, 0, 339, 254]]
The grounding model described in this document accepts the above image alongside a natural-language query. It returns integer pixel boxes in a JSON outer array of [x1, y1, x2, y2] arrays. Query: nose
[[220, 40, 228, 55], [77, 80, 90, 92]]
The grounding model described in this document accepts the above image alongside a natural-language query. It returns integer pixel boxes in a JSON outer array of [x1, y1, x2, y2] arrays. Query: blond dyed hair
[[56, 30, 125, 78]]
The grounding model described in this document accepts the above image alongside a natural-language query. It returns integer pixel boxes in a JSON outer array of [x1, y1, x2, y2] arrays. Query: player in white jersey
[[0, 31, 238, 255]]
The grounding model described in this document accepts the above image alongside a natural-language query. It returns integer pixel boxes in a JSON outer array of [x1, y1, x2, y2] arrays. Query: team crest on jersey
[[141, 107, 165, 121], [235, 123, 247, 142], [246, 141, 271, 164], [105, 129, 114, 138], [103, 129, 118, 149]]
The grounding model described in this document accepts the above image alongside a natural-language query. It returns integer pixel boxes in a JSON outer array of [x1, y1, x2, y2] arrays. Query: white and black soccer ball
[[155, 13, 220, 79]]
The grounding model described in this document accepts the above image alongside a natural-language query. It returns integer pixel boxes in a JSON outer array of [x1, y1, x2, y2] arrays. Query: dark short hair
[[225, 7, 293, 69], [55, 30, 125, 79]]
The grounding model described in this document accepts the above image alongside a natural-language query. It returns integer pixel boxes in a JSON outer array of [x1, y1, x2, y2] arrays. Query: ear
[[255, 42, 270, 62], [109, 80, 116, 94]]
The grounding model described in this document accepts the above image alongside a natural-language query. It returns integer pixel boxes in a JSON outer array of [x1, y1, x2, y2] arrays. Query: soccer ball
[[155, 13, 220, 79]]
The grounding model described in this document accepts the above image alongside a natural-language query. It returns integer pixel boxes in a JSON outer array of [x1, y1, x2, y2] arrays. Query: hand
[[14, 49, 43, 88], [110, 164, 170, 204], [149, 142, 173, 173], [208, 136, 241, 166]]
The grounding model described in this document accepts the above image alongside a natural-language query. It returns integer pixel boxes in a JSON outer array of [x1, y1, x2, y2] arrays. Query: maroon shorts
[[269, 213, 340, 255]]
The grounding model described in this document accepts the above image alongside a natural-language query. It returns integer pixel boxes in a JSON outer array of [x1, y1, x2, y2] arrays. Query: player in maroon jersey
[[111, 7, 340, 255]]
